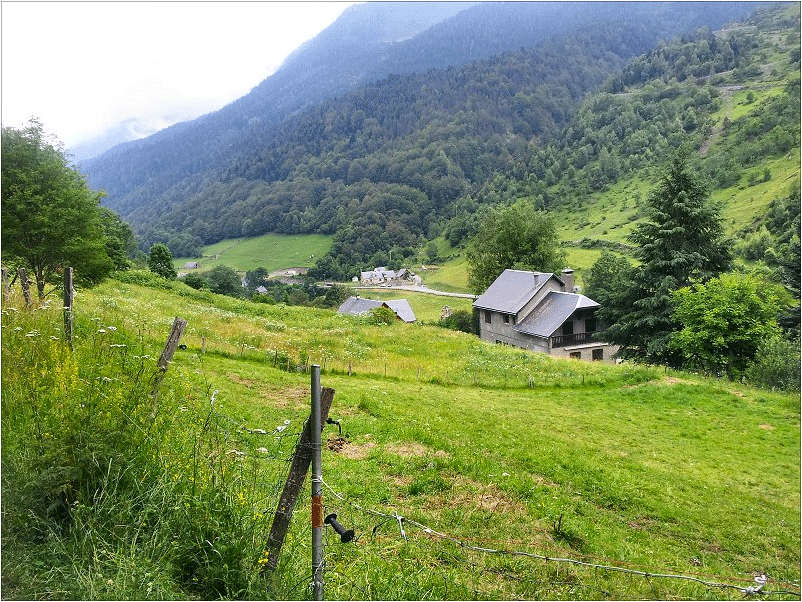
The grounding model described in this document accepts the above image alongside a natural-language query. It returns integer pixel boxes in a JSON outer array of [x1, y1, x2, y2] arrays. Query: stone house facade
[[473, 269, 618, 362]]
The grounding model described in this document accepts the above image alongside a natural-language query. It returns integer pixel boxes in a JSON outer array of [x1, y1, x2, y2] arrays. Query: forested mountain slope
[[83, 1, 762, 263]]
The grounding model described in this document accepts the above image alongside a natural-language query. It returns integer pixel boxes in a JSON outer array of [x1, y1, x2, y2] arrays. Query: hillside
[[81, 2, 765, 261], [2, 274, 799, 600]]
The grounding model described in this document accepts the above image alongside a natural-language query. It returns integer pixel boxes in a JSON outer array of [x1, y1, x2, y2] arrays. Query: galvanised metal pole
[[310, 365, 324, 601]]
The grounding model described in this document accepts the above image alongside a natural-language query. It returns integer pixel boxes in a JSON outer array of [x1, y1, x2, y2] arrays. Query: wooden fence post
[[18, 267, 32, 307], [157, 316, 188, 371], [262, 386, 335, 574], [63, 268, 74, 347], [1, 268, 10, 304], [150, 316, 188, 419]]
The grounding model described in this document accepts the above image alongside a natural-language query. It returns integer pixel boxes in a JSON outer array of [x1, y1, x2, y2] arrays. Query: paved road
[[353, 284, 476, 299]]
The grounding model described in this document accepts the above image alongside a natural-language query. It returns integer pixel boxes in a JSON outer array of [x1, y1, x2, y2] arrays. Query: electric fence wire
[[321, 478, 801, 599]]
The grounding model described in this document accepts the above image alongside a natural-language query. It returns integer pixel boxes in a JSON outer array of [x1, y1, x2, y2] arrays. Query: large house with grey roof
[[472, 269, 618, 362]]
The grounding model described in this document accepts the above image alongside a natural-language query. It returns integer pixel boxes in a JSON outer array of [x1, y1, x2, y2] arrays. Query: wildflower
[[226, 449, 246, 457], [109, 344, 127, 348], [106, 326, 117, 332], [25, 330, 40, 337], [98, 328, 106, 334]]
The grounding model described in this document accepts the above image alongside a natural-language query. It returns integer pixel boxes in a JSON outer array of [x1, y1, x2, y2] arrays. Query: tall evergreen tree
[[598, 151, 732, 364]]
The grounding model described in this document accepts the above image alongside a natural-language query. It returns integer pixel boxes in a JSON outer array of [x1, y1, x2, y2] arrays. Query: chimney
[[561, 269, 575, 293]]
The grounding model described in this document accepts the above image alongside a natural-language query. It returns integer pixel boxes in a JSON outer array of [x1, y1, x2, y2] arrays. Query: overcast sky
[[1, 1, 357, 149]]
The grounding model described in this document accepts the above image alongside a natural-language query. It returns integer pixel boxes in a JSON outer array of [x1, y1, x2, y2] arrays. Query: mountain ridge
[[83, 2, 760, 215]]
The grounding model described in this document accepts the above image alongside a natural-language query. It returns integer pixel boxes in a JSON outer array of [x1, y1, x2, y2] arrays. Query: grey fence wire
[[320, 478, 801, 599]]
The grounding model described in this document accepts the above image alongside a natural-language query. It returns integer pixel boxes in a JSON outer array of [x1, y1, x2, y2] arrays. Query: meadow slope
[[2, 275, 797, 600]]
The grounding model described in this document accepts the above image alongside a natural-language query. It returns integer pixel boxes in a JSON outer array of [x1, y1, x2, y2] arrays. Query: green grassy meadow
[[2, 275, 799, 600], [173, 233, 333, 274]]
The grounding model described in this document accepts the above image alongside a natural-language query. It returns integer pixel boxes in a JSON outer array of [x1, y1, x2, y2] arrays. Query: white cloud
[[1, 2, 356, 147]]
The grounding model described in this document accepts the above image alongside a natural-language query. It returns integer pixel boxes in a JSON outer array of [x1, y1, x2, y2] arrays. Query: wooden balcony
[[551, 332, 595, 348]]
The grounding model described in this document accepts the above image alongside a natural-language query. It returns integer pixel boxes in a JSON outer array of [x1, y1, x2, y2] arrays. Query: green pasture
[[173, 233, 333, 274], [2, 276, 799, 600]]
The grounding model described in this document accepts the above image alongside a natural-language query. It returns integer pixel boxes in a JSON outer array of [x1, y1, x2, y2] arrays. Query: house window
[[562, 321, 574, 336], [484, 310, 492, 324], [586, 318, 597, 333], [570, 351, 581, 360], [592, 348, 604, 361], [503, 314, 509, 324]]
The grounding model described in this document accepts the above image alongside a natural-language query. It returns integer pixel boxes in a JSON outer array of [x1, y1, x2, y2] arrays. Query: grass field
[[173, 233, 333, 274], [2, 275, 798, 600]]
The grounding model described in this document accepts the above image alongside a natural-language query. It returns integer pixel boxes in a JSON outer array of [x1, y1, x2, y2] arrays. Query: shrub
[[745, 334, 801, 392], [440, 309, 475, 334], [370, 306, 397, 325]]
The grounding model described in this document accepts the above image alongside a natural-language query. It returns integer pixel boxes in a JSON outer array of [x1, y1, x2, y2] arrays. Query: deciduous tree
[[1, 119, 113, 297], [670, 272, 791, 379], [466, 199, 565, 294], [147, 243, 177, 279]]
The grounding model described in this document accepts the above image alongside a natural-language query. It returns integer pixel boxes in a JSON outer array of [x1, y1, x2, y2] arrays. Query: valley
[[2, 2, 799, 600]]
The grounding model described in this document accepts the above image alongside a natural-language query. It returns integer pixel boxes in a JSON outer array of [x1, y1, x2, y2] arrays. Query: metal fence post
[[311, 365, 324, 600]]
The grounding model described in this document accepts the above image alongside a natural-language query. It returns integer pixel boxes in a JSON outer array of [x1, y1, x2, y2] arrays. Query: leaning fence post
[[63, 267, 74, 347], [263, 384, 335, 574], [150, 316, 187, 419], [18, 267, 32, 307]]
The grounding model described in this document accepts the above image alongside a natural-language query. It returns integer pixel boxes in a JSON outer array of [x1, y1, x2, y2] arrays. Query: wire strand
[[321, 478, 801, 598]]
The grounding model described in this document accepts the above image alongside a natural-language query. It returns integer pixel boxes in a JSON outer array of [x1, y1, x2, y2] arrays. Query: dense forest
[[83, 3, 798, 283]]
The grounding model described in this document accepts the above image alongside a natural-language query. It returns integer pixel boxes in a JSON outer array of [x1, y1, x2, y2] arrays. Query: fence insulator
[[325, 513, 355, 543]]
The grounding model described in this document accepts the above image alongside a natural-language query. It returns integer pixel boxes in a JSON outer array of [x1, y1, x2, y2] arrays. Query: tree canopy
[[1, 119, 113, 297], [147, 243, 177, 280], [466, 199, 565, 294], [670, 272, 791, 379]]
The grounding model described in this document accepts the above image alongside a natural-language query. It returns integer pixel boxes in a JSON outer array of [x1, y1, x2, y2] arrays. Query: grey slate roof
[[514, 291, 599, 338], [385, 299, 416, 323], [472, 269, 555, 314], [337, 296, 416, 323], [338, 296, 383, 315]]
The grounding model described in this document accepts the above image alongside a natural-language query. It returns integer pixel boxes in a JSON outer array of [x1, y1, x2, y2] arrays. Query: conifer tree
[[598, 151, 731, 364]]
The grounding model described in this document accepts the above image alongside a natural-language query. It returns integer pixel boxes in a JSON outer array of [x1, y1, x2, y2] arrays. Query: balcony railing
[[551, 332, 595, 348]]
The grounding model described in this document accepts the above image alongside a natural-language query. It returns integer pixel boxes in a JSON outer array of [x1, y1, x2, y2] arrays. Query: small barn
[[337, 296, 416, 323]]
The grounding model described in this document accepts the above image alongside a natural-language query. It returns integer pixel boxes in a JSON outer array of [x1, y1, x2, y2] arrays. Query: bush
[[745, 334, 801, 392], [182, 271, 208, 290], [440, 309, 475, 334], [370, 306, 397, 325]]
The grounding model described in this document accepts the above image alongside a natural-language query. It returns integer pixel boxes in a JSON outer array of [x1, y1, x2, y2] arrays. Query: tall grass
[[0, 295, 309, 600]]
